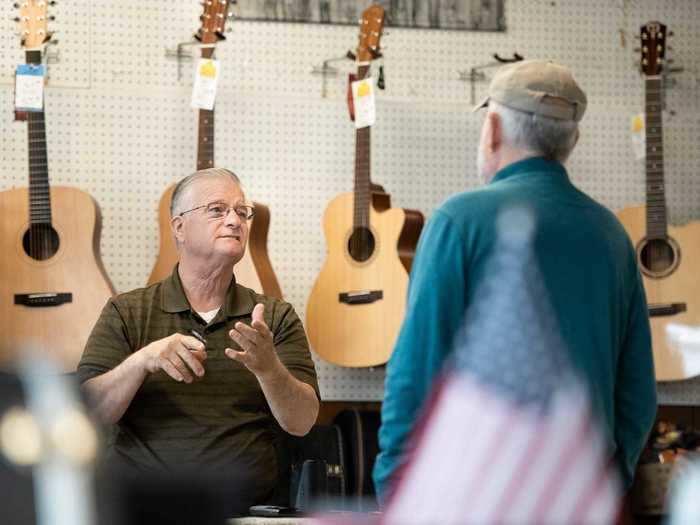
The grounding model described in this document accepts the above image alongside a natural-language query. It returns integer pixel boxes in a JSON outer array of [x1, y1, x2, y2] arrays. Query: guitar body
[[147, 184, 282, 299], [617, 205, 700, 380], [0, 186, 114, 371], [307, 191, 423, 367]]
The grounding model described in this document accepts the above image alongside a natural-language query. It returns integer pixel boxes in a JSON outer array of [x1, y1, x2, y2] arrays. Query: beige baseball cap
[[473, 59, 587, 122]]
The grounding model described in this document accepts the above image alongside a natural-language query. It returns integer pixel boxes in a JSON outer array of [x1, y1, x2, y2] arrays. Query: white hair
[[170, 168, 242, 217], [490, 101, 579, 163]]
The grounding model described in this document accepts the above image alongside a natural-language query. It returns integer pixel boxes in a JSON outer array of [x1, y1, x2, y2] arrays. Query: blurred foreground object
[[385, 207, 622, 524]]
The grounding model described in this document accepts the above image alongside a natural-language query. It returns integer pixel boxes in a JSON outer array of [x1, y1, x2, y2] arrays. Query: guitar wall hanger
[[165, 41, 222, 80], [310, 52, 353, 98], [459, 52, 524, 105]]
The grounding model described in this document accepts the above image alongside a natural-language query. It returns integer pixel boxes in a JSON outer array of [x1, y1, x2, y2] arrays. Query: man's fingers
[[229, 328, 254, 351], [251, 303, 265, 325], [225, 347, 248, 365], [233, 322, 263, 346], [160, 358, 184, 383], [180, 335, 205, 352], [167, 355, 194, 383], [176, 346, 205, 378]]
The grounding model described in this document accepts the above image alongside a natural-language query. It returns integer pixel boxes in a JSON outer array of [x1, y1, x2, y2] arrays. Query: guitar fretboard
[[644, 76, 667, 239], [25, 49, 52, 226], [197, 108, 215, 170], [353, 65, 371, 231]]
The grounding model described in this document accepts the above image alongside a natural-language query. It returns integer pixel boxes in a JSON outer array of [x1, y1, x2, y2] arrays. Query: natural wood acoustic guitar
[[148, 0, 282, 298], [617, 22, 700, 380], [306, 5, 424, 368], [0, 1, 114, 371]]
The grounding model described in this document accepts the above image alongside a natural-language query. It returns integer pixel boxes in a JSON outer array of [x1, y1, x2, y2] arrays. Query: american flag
[[383, 207, 622, 525]]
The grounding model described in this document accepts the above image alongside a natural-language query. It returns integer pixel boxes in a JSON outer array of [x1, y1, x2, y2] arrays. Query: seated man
[[78, 168, 319, 506]]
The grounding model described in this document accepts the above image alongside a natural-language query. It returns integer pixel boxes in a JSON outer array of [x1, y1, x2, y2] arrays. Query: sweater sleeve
[[373, 210, 469, 501], [614, 268, 657, 487]]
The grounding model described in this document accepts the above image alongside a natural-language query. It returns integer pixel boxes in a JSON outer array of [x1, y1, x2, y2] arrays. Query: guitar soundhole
[[348, 227, 375, 263], [22, 224, 60, 261], [638, 237, 680, 279]]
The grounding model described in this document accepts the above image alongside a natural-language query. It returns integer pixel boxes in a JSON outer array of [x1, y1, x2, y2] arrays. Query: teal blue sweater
[[374, 157, 656, 499]]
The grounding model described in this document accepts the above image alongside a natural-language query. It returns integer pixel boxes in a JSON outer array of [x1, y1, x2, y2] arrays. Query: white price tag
[[351, 77, 376, 129], [630, 113, 645, 161], [15, 64, 45, 112], [191, 59, 221, 110]]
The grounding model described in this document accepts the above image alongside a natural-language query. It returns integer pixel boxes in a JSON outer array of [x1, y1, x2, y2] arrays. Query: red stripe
[[459, 398, 530, 506], [488, 412, 549, 520], [531, 411, 593, 520]]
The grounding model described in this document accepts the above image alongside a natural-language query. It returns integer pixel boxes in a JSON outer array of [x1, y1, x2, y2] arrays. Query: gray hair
[[490, 101, 579, 163], [170, 168, 242, 217]]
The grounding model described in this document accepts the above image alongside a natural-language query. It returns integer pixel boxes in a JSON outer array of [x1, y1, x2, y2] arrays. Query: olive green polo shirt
[[78, 268, 319, 502]]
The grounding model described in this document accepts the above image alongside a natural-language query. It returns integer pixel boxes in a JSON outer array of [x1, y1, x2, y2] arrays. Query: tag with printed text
[[351, 77, 376, 129], [15, 64, 45, 112], [191, 59, 220, 110]]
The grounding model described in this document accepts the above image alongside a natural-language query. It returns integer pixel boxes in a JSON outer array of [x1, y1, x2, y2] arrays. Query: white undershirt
[[195, 307, 220, 324]]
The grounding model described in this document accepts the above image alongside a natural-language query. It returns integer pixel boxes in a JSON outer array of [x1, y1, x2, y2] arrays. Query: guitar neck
[[196, 46, 216, 170], [25, 49, 52, 225], [645, 76, 667, 238], [197, 108, 214, 170], [353, 65, 371, 231]]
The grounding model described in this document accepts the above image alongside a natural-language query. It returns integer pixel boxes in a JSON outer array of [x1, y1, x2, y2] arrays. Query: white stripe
[[386, 378, 504, 525], [468, 406, 541, 522], [545, 399, 606, 521], [502, 387, 589, 521]]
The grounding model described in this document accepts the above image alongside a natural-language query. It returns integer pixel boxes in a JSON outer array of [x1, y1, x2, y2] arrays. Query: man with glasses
[[78, 168, 319, 508]]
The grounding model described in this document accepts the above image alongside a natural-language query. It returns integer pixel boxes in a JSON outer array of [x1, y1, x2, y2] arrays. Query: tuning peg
[[346, 50, 356, 61], [634, 47, 641, 53], [49, 0, 57, 5], [667, 46, 673, 52], [669, 31, 674, 37], [48, 15, 55, 21], [13, 2, 20, 8], [12, 16, 20, 22]]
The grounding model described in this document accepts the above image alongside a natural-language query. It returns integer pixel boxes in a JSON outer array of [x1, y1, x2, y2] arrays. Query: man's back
[[374, 157, 656, 497]]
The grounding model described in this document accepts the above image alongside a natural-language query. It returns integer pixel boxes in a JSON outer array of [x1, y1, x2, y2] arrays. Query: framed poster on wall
[[233, 0, 505, 31]]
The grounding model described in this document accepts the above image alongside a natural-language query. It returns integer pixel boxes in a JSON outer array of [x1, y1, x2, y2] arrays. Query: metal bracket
[[311, 51, 354, 98], [165, 41, 217, 81], [458, 53, 523, 105]]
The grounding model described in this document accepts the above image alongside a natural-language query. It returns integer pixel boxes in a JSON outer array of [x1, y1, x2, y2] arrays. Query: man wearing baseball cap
[[374, 60, 656, 501]]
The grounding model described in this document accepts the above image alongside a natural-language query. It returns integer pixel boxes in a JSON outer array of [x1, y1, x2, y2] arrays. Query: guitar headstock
[[640, 21, 668, 76], [16, 0, 53, 50], [356, 5, 385, 64], [195, 0, 233, 46]]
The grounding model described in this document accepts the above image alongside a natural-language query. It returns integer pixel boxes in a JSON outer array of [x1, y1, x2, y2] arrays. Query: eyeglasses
[[179, 201, 255, 221]]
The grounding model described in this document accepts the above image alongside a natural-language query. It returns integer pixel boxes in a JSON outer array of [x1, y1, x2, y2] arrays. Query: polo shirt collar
[[160, 265, 255, 318], [490, 156, 569, 185]]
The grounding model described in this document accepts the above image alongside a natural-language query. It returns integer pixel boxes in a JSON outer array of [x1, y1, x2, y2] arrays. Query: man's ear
[[486, 111, 503, 152], [171, 216, 185, 244]]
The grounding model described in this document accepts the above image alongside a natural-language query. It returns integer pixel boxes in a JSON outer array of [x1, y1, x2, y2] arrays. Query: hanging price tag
[[191, 59, 220, 110], [15, 64, 45, 112], [351, 77, 376, 129]]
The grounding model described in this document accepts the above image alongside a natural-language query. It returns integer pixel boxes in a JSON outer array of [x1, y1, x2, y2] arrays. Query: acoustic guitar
[[617, 22, 700, 381], [148, 0, 282, 298], [0, 1, 114, 371], [306, 5, 424, 368]]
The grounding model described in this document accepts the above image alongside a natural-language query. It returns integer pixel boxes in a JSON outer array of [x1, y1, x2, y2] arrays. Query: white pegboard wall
[[1, 0, 699, 402]]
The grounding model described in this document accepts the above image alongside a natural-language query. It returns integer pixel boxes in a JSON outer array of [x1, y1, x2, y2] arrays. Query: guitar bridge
[[339, 290, 383, 305], [649, 303, 687, 317], [15, 293, 72, 307]]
